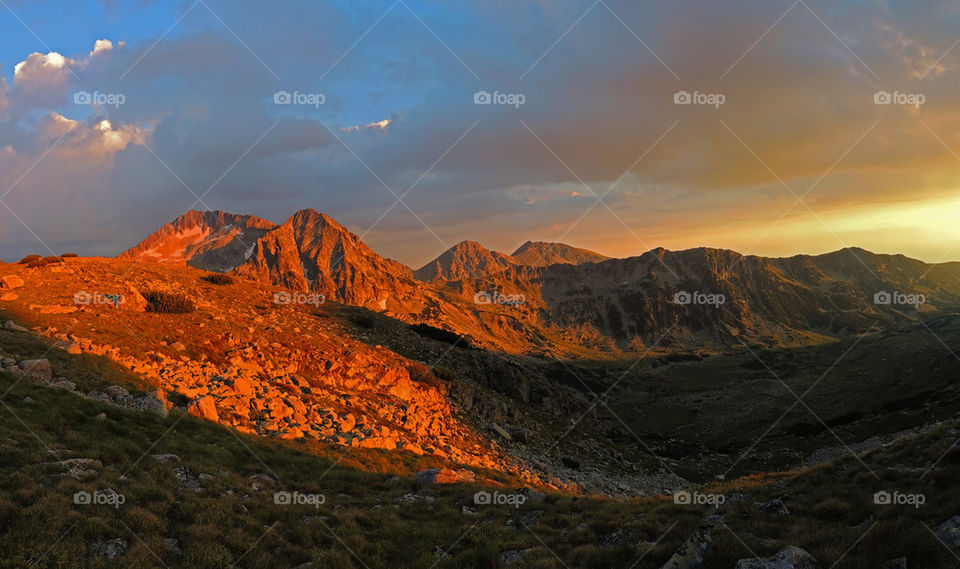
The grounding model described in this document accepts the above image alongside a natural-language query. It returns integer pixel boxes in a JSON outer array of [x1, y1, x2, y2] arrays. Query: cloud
[[2, 1, 960, 264]]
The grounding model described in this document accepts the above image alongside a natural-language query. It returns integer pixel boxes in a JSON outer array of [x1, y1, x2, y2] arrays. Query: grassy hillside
[[3, 324, 960, 567]]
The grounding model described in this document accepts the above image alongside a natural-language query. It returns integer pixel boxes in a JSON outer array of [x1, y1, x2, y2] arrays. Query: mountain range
[[119, 209, 960, 355]]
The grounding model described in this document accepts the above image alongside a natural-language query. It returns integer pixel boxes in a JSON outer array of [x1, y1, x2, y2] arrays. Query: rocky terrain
[[119, 210, 960, 357]]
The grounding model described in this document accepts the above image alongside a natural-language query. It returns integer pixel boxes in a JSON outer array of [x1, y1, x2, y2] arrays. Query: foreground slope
[[2, 322, 960, 567]]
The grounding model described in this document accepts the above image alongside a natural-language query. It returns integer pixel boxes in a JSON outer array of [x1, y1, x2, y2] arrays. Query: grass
[[0, 326, 709, 569]]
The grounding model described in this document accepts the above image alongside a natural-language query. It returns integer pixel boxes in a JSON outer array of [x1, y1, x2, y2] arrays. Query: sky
[[1, 0, 960, 267]]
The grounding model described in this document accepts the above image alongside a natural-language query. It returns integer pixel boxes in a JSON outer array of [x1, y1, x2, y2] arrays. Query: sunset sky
[[2, 0, 960, 267]]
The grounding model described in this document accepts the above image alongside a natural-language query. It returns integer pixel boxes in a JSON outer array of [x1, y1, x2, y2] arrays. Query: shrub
[[201, 274, 234, 285], [143, 291, 196, 314], [24, 256, 62, 268], [18, 255, 41, 264]]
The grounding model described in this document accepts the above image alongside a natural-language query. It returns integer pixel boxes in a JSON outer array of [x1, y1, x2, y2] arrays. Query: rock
[[49, 379, 76, 391], [104, 385, 133, 404], [934, 515, 960, 548], [164, 538, 182, 556], [491, 423, 512, 441], [501, 549, 533, 564], [95, 412, 107, 420], [130, 391, 169, 417], [757, 498, 790, 516], [734, 546, 821, 569], [396, 493, 436, 505], [173, 466, 202, 492], [1, 320, 28, 332], [659, 515, 725, 569], [151, 454, 181, 463], [188, 396, 220, 423], [90, 538, 128, 558], [14, 359, 52, 383], [0, 292, 18, 301], [413, 468, 476, 489], [119, 284, 148, 312], [882, 558, 907, 569], [0, 275, 24, 289]]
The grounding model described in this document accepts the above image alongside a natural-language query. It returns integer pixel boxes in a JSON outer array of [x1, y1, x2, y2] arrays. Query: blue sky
[[2, 1, 960, 266]]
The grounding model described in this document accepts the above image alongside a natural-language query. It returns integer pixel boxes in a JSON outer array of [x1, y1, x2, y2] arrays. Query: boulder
[[413, 468, 476, 489], [934, 515, 960, 548], [130, 391, 169, 417], [0, 292, 17, 301], [119, 284, 148, 312], [735, 546, 820, 569], [188, 396, 220, 423], [0, 275, 24, 290], [2, 320, 28, 332], [14, 359, 53, 383], [90, 538, 127, 558]]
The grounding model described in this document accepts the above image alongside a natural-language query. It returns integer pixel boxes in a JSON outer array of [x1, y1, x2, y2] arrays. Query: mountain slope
[[510, 240, 610, 267], [118, 210, 277, 271], [414, 240, 519, 282], [232, 209, 417, 311]]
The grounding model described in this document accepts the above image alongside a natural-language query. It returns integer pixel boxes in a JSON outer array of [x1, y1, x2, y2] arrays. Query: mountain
[[119, 209, 960, 354], [118, 210, 277, 271], [414, 240, 519, 282], [510, 240, 609, 267], [232, 209, 416, 310]]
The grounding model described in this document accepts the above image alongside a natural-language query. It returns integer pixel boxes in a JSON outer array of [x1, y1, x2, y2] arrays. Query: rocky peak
[[119, 210, 277, 271], [510, 241, 610, 267], [414, 240, 519, 282]]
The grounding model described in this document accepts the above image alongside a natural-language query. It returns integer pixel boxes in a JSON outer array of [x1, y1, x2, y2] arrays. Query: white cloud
[[90, 39, 114, 57], [13, 51, 75, 86], [341, 118, 391, 133]]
